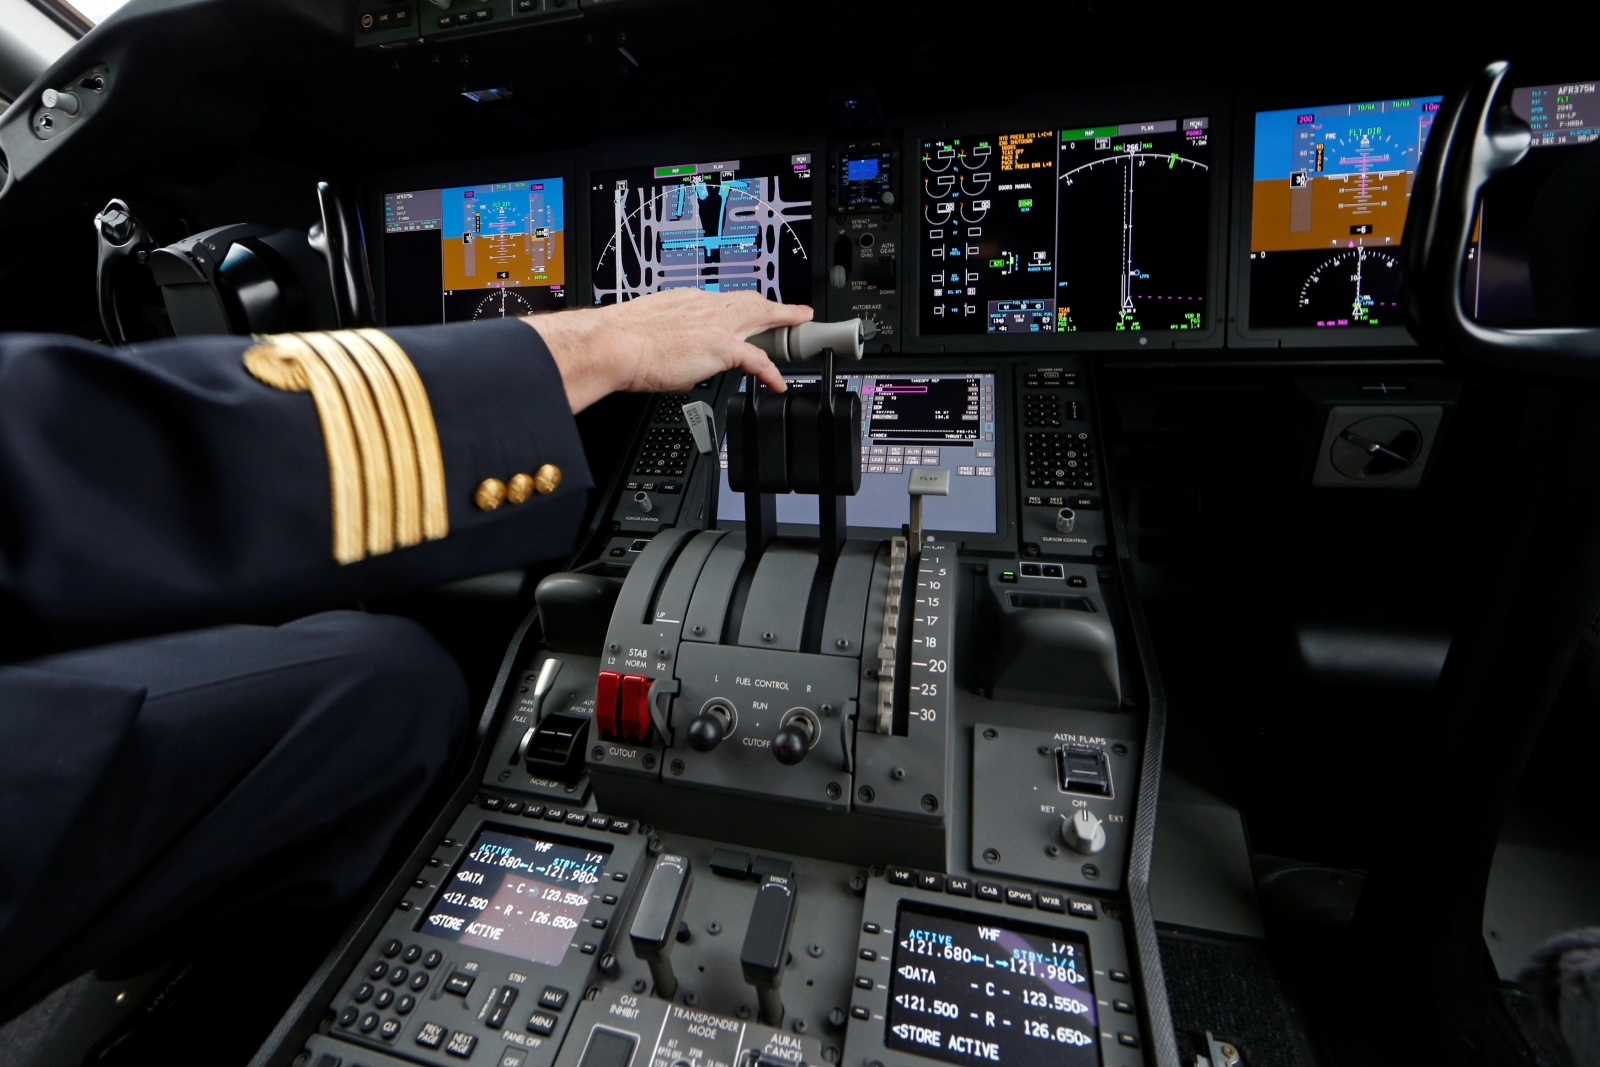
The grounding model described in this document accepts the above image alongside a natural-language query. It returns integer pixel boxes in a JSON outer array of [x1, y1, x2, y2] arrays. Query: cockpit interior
[[2, 4, 1599, 1067]]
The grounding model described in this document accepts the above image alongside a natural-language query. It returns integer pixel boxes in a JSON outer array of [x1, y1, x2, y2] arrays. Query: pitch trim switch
[[511, 657, 564, 764], [629, 854, 693, 998], [740, 873, 798, 1025]]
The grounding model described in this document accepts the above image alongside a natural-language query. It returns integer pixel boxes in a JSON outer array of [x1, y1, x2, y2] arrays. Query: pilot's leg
[[0, 610, 468, 1004]]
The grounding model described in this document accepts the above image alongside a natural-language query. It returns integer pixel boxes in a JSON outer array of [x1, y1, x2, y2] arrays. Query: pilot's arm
[[0, 289, 808, 646]]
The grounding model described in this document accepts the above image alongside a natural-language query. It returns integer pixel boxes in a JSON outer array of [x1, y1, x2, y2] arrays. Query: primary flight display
[[382, 178, 567, 325], [1246, 96, 1442, 330], [918, 116, 1213, 336]]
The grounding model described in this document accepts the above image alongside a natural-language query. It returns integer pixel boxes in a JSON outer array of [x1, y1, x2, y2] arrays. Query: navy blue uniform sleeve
[[0, 318, 593, 645]]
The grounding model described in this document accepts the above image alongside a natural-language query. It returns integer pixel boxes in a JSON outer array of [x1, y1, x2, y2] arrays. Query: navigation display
[[918, 117, 1212, 335], [1247, 97, 1442, 330], [422, 827, 609, 966], [717, 373, 997, 533], [884, 903, 1098, 1067], [591, 153, 815, 303], [382, 178, 566, 326]]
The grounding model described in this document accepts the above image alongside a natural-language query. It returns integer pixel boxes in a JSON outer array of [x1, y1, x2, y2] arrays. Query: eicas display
[[885, 904, 1099, 1067], [919, 117, 1212, 335], [381, 178, 567, 325], [1247, 97, 1442, 330], [422, 828, 610, 966], [591, 153, 814, 303]]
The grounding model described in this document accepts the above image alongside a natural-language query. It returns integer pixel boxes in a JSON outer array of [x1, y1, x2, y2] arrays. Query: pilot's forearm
[[0, 318, 590, 646]]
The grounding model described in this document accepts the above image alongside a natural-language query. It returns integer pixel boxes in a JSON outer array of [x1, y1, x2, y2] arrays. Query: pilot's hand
[[524, 289, 813, 413]]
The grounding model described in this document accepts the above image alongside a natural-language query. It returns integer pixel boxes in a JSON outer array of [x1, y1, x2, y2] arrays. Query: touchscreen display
[[918, 117, 1213, 335], [422, 827, 609, 966], [715, 372, 997, 534], [590, 153, 815, 304], [383, 178, 567, 325], [1247, 97, 1442, 330], [885, 903, 1098, 1067]]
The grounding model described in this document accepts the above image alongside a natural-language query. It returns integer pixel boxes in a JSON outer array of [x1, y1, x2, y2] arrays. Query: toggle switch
[[41, 88, 79, 115], [596, 671, 622, 739], [772, 709, 818, 765], [619, 674, 651, 743], [688, 699, 735, 752], [629, 854, 693, 998], [740, 873, 798, 1025]]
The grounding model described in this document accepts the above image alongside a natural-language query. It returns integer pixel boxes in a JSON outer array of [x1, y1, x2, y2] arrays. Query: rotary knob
[[1061, 808, 1106, 854]]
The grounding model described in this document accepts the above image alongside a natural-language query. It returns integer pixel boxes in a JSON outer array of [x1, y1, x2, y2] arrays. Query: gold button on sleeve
[[532, 464, 562, 494], [475, 478, 507, 511], [507, 472, 535, 504]]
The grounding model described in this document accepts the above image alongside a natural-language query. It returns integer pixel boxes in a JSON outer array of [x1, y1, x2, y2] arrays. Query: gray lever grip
[[748, 319, 864, 362]]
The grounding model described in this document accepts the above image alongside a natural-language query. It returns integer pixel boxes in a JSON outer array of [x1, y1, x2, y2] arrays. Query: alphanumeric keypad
[[652, 394, 692, 424], [634, 427, 695, 477], [1025, 431, 1097, 490]]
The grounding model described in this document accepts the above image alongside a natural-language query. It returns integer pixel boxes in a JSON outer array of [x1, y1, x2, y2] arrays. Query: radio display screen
[[382, 178, 567, 325], [422, 827, 610, 966], [884, 903, 1098, 1067], [716, 372, 997, 534]]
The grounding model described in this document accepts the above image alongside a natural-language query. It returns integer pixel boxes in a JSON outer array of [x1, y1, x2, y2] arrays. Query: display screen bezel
[[883, 901, 1100, 1067], [903, 89, 1230, 355], [417, 822, 614, 967], [368, 151, 579, 329], [573, 132, 827, 313], [1227, 85, 1445, 350]]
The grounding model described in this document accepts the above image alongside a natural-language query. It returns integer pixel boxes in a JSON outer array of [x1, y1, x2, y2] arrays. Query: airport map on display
[[1247, 97, 1442, 330], [919, 118, 1212, 335], [381, 178, 567, 323], [590, 153, 815, 303]]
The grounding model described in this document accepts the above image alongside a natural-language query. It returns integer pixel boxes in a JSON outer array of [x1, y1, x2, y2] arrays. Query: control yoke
[[719, 318, 867, 565]]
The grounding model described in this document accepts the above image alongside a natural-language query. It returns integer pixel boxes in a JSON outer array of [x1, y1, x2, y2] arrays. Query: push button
[[359, 1012, 379, 1033], [851, 1006, 871, 1020], [856, 976, 873, 989], [397, 994, 416, 1015], [447, 1031, 479, 1057], [423, 949, 443, 969], [403, 944, 422, 964], [382, 939, 402, 958], [374, 988, 394, 1009], [366, 961, 389, 980], [444, 972, 475, 996], [918, 873, 945, 892], [338, 1006, 359, 1027], [1113, 1000, 1133, 1014], [380, 1018, 403, 1041], [1036, 891, 1065, 913], [539, 986, 569, 1010], [1005, 886, 1036, 907], [976, 882, 1003, 902], [354, 982, 374, 1002], [487, 986, 519, 1028], [1068, 899, 1097, 919], [416, 1022, 447, 1049], [526, 1012, 558, 1036], [946, 877, 974, 896], [410, 971, 430, 991], [389, 965, 409, 985], [886, 867, 916, 886]]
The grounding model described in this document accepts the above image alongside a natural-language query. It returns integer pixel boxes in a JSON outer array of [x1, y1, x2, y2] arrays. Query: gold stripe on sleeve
[[355, 327, 449, 541], [331, 330, 423, 548], [298, 332, 394, 558], [243, 335, 366, 564]]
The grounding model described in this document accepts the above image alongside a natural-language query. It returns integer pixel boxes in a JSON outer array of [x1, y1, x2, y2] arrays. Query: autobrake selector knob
[[772, 709, 819, 765], [687, 700, 734, 752], [1061, 808, 1107, 854]]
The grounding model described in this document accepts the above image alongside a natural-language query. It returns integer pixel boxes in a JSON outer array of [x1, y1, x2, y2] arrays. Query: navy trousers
[[0, 611, 468, 1005]]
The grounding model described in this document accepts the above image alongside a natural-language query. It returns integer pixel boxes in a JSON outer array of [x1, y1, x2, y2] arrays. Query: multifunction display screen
[[1247, 97, 1442, 330], [919, 117, 1212, 335], [422, 828, 609, 966], [591, 153, 815, 304], [382, 178, 567, 325], [885, 904, 1098, 1067], [717, 373, 997, 533]]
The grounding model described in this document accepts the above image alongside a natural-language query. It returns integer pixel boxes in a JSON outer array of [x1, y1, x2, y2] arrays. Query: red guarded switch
[[595, 671, 622, 739], [619, 674, 652, 744]]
